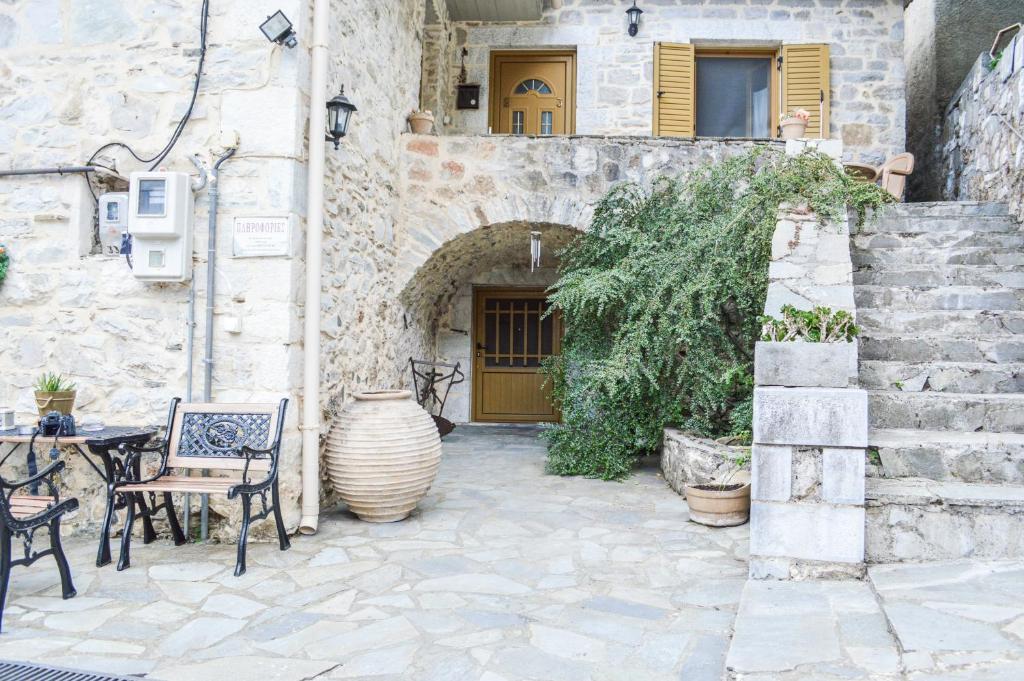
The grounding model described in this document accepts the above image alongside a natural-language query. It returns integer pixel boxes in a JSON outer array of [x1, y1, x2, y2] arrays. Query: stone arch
[[395, 193, 593, 299]]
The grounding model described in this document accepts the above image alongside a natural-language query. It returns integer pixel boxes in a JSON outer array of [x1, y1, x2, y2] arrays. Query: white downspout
[[550, 0, 563, 8], [299, 0, 329, 535]]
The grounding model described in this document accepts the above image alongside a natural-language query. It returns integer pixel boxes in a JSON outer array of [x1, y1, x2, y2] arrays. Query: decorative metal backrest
[[166, 403, 280, 472]]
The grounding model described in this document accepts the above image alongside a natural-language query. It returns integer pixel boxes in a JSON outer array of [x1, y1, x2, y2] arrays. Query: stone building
[[0, 0, 909, 539], [903, 0, 1023, 201]]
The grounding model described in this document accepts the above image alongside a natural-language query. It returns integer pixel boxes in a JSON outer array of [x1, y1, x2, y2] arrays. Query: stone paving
[[726, 560, 1024, 680], [0, 425, 749, 680]]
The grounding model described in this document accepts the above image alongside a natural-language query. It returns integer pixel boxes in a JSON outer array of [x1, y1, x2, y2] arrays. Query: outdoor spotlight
[[260, 10, 298, 48], [326, 87, 357, 149], [626, 1, 643, 37]]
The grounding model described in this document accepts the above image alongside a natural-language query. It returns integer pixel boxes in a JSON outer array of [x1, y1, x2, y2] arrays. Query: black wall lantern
[[260, 10, 298, 48], [326, 87, 357, 149], [626, 1, 643, 37]]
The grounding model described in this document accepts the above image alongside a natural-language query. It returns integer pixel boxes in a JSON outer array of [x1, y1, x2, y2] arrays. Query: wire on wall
[[82, 0, 211, 203]]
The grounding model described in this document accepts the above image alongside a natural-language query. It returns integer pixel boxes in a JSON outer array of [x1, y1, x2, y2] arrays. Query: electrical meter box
[[127, 171, 194, 282], [97, 192, 128, 256]]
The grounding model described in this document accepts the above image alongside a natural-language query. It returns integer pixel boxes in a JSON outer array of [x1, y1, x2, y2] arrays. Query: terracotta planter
[[684, 482, 751, 527], [325, 390, 442, 522], [34, 390, 76, 417], [408, 112, 434, 135], [780, 120, 807, 140]]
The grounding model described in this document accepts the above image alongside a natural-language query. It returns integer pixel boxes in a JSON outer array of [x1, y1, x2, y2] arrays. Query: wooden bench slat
[[119, 475, 239, 494], [9, 495, 56, 519]]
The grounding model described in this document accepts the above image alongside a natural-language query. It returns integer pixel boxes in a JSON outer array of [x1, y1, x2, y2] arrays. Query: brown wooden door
[[490, 52, 576, 135], [473, 288, 562, 423]]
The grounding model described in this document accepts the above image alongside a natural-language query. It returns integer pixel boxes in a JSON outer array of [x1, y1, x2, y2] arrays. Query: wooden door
[[490, 51, 576, 135], [473, 288, 562, 423]]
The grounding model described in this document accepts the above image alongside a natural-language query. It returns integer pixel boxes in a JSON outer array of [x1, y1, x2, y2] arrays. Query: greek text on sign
[[232, 216, 291, 257]]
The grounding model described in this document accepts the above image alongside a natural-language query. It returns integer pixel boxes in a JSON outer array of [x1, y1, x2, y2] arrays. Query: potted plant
[[408, 109, 435, 135], [684, 452, 751, 527], [34, 372, 77, 417], [780, 109, 810, 140]]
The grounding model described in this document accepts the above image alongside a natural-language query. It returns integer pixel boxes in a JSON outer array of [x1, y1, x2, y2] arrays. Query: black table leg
[[131, 458, 158, 544], [95, 448, 117, 567]]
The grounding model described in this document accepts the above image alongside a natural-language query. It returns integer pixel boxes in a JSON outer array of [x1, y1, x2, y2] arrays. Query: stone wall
[[904, 0, 1023, 201], [0, 0, 311, 537], [423, 0, 907, 164], [394, 135, 779, 401], [941, 47, 1024, 223], [0, 0, 428, 539], [750, 139, 868, 580]]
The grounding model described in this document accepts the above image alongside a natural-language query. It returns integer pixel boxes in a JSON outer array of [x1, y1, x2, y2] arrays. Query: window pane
[[537, 82, 552, 94], [695, 57, 771, 138], [515, 82, 529, 94], [512, 110, 525, 135], [541, 111, 553, 135], [138, 179, 166, 216]]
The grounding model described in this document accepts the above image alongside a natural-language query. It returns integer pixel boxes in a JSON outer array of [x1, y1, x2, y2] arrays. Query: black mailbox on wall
[[456, 83, 481, 110]]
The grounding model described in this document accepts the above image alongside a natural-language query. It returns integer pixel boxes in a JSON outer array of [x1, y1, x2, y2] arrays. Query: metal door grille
[[0, 660, 136, 681]]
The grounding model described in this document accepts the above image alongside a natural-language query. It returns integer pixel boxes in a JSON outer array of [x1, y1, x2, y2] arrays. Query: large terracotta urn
[[325, 390, 442, 522]]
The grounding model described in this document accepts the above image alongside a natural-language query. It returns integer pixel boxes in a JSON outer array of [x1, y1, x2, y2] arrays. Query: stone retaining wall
[[941, 45, 1024, 222]]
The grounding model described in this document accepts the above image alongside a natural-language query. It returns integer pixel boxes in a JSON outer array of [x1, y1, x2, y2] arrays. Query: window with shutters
[[654, 43, 830, 140]]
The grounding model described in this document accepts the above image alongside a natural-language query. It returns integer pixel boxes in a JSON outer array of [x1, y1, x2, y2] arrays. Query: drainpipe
[[199, 146, 237, 540], [299, 0, 330, 535], [550, 0, 563, 8]]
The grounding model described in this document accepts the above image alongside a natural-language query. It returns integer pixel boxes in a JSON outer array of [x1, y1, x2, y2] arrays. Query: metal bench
[[114, 398, 290, 576], [0, 458, 78, 632]]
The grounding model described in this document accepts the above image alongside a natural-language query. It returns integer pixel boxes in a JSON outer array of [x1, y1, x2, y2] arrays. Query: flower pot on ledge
[[408, 111, 435, 135], [780, 120, 808, 140]]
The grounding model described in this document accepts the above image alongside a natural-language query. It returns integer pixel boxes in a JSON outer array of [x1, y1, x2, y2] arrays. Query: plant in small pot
[[780, 108, 810, 140], [34, 372, 77, 417], [685, 452, 751, 527], [408, 109, 435, 135]]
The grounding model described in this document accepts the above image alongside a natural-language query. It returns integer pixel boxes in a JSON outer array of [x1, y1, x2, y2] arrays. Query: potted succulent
[[34, 372, 77, 417], [408, 109, 435, 135], [684, 452, 751, 527], [780, 109, 810, 140]]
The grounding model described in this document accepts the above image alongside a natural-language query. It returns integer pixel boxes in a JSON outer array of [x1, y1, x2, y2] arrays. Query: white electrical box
[[98, 192, 128, 256], [127, 171, 194, 282]]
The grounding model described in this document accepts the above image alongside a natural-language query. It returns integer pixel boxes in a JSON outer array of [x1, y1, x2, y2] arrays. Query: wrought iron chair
[[114, 398, 290, 576], [0, 458, 78, 632]]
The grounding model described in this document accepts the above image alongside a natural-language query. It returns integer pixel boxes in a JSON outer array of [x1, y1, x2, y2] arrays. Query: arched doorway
[[398, 221, 580, 424]]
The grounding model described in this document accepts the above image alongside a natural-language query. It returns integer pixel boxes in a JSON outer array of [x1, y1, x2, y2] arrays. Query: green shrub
[[543, 146, 890, 480], [760, 305, 859, 343]]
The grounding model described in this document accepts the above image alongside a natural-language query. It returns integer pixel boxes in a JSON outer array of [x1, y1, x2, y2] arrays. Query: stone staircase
[[852, 201, 1024, 562]]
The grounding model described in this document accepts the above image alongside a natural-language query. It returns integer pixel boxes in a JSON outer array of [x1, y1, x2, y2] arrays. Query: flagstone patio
[[0, 425, 749, 680]]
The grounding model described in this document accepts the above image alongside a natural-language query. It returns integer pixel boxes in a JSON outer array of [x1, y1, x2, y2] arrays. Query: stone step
[[853, 265, 1024, 289], [860, 360, 1024, 393], [852, 246, 1024, 267], [865, 477, 1024, 562], [868, 391, 1024, 432], [868, 428, 1024, 484], [858, 335, 1024, 364], [854, 285, 1024, 312], [852, 231, 1024, 252], [859, 215, 1020, 236], [856, 309, 1024, 336], [879, 201, 1011, 218]]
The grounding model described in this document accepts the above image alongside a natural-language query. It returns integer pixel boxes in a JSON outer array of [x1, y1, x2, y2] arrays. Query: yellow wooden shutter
[[781, 44, 830, 138], [653, 42, 695, 137]]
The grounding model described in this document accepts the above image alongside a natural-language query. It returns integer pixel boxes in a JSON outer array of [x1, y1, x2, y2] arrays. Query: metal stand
[[409, 358, 465, 438]]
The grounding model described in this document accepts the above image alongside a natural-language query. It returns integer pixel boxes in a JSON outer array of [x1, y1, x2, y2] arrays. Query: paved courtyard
[[0, 425, 749, 680]]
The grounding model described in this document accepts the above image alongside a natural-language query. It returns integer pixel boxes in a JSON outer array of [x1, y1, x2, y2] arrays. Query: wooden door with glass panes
[[490, 52, 576, 136], [473, 288, 562, 422]]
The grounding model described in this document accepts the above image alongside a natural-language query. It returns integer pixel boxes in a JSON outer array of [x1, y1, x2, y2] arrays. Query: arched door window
[[513, 79, 553, 95]]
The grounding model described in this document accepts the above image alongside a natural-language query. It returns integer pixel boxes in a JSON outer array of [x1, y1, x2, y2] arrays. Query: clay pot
[[780, 119, 807, 140], [34, 390, 76, 417], [325, 390, 442, 522], [684, 482, 751, 527], [408, 111, 435, 135]]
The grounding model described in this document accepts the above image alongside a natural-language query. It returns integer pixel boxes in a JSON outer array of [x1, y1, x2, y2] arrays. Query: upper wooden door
[[472, 288, 562, 423], [490, 51, 576, 135]]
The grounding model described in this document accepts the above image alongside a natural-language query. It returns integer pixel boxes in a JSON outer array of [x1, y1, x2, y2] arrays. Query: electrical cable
[[82, 0, 210, 201]]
